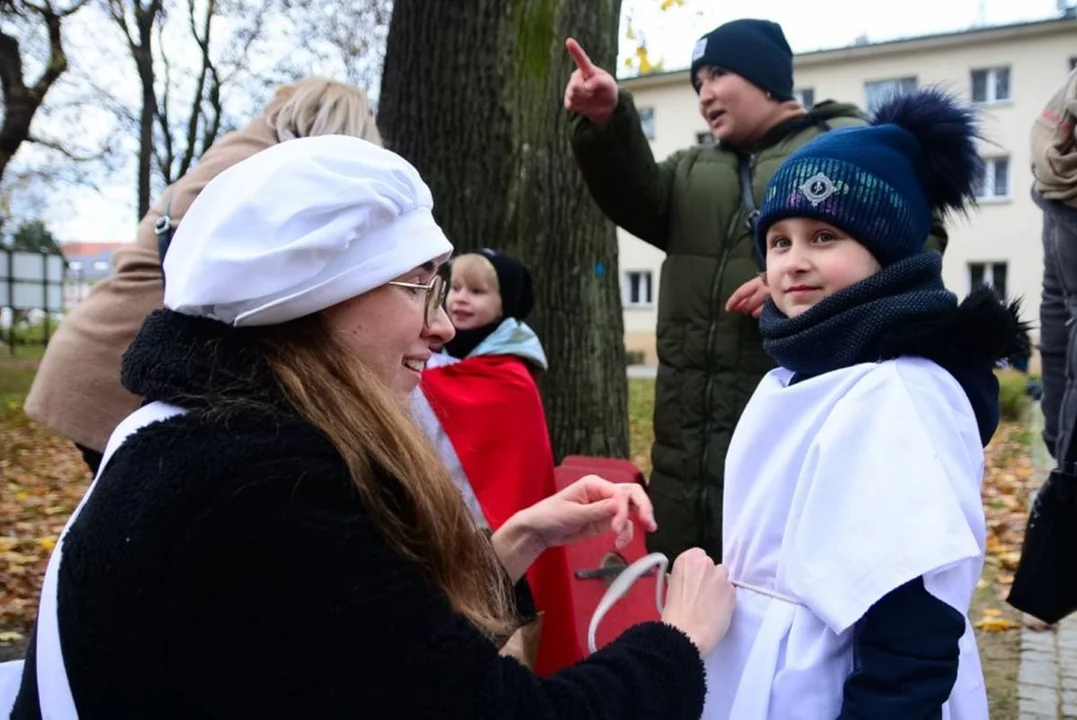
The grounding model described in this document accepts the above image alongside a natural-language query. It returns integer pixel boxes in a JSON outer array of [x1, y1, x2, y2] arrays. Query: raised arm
[[564, 38, 682, 250]]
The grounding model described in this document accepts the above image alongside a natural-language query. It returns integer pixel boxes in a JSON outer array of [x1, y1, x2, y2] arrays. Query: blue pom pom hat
[[755, 86, 984, 266]]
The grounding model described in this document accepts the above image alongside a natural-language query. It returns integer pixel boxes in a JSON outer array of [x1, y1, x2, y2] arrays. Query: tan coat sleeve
[[23, 119, 280, 452]]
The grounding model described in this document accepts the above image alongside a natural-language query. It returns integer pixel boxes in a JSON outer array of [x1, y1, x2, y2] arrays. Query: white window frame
[[968, 261, 1008, 298], [622, 270, 654, 308], [864, 77, 917, 113], [638, 107, 656, 140], [976, 156, 1011, 201], [970, 67, 1011, 105]]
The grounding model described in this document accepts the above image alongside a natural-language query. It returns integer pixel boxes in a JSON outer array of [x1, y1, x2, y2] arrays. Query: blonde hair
[[451, 254, 499, 291], [263, 77, 382, 146], [255, 316, 514, 638]]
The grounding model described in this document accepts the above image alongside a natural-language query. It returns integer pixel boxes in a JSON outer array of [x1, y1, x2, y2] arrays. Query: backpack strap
[[154, 190, 175, 265]]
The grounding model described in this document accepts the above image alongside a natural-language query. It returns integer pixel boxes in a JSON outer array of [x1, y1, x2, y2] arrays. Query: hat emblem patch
[[799, 172, 838, 206]]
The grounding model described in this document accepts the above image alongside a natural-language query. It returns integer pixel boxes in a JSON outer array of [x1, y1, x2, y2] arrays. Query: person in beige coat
[[24, 77, 383, 472]]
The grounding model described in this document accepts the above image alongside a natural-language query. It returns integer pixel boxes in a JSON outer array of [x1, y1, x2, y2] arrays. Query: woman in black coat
[[12, 135, 735, 719]]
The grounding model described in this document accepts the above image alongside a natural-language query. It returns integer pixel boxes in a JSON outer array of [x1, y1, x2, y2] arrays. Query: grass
[[627, 377, 1026, 719]]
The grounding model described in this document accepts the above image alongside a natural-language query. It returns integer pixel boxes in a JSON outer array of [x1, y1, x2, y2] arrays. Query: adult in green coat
[[563, 19, 947, 561]]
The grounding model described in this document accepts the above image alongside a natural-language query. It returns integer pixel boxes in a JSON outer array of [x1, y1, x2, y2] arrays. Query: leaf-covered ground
[[1, 349, 93, 658]]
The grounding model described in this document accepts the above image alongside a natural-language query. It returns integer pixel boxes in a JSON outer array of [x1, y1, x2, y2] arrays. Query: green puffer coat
[[571, 90, 947, 560]]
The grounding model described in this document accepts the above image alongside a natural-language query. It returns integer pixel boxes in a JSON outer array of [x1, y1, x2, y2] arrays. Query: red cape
[[421, 355, 579, 674]]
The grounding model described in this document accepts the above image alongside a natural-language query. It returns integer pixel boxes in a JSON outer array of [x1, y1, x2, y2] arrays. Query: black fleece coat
[[12, 309, 706, 720]]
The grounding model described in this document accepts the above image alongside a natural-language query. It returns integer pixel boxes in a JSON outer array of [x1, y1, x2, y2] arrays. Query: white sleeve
[[783, 359, 986, 635]]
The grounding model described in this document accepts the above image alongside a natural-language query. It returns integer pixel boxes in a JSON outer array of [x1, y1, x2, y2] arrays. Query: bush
[[625, 349, 646, 366], [996, 369, 1030, 422], [1, 318, 57, 347]]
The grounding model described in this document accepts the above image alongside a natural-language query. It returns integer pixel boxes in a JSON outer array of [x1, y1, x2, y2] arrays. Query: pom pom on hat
[[162, 135, 453, 327], [755, 86, 984, 266], [871, 86, 983, 215]]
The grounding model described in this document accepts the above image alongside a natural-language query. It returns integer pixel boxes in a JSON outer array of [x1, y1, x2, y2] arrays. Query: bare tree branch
[[26, 131, 104, 161], [0, 0, 87, 184], [176, 0, 212, 178]]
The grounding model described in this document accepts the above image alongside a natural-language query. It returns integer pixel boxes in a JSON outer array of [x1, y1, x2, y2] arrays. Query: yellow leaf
[[38, 536, 56, 551], [0, 631, 24, 644], [996, 572, 1015, 585], [15, 491, 28, 502], [982, 608, 1002, 617], [974, 616, 1018, 632]]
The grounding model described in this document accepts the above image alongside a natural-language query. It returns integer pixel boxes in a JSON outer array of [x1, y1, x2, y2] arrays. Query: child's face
[[764, 218, 881, 318], [447, 275, 504, 330]]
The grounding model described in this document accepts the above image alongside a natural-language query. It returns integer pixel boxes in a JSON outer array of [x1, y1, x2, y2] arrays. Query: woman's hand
[[492, 475, 656, 582], [661, 548, 737, 657]]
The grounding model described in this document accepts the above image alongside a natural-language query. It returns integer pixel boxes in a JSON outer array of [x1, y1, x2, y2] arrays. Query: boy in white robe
[[703, 87, 1029, 719]]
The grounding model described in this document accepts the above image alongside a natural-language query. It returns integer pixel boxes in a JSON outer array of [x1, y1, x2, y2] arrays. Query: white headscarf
[[163, 135, 453, 326]]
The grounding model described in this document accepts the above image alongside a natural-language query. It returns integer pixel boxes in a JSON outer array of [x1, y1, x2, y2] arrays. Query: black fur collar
[[878, 287, 1031, 446], [120, 309, 288, 412], [877, 286, 1030, 367]]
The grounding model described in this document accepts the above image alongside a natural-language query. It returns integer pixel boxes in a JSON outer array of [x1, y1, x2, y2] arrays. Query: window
[[970, 67, 1011, 104], [639, 107, 656, 139], [968, 262, 1008, 299], [93, 260, 109, 271], [975, 157, 1010, 199], [696, 131, 714, 146], [864, 77, 917, 113], [793, 88, 815, 110], [623, 271, 654, 307], [68, 261, 83, 271]]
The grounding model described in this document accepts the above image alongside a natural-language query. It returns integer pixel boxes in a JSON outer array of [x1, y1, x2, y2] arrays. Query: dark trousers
[[75, 443, 103, 476], [1038, 194, 1077, 460]]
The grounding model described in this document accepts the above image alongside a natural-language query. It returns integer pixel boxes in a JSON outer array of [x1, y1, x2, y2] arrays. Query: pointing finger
[[566, 37, 596, 79]]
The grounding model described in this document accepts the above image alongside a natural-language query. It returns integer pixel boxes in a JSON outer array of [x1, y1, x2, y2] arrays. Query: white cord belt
[[587, 552, 802, 654]]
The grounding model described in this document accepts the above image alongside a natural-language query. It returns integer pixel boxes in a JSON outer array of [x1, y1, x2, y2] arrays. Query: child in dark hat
[[701, 88, 1028, 719], [414, 249, 575, 674], [441, 249, 544, 367]]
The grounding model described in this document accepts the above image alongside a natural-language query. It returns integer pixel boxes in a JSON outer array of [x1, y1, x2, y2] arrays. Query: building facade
[[618, 15, 1077, 364], [60, 242, 126, 309]]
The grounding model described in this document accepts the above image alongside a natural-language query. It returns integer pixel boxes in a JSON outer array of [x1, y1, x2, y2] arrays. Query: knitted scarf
[[759, 252, 956, 376]]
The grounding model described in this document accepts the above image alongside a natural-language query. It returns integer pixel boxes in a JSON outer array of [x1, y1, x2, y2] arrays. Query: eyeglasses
[[387, 273, 448, 327]]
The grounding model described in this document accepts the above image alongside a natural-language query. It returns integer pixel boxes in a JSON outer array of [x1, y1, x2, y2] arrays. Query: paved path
[[626, 364, 657, 379], [1018, 406, 1076, 719], [1019, 615, 1077, 718]]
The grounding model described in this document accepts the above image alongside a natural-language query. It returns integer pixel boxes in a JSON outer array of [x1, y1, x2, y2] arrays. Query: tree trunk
[[134, 13, 156, 220], [379, 0, 628, 461]]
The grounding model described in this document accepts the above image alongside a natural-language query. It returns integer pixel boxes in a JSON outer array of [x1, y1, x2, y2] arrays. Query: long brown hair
[[256, 315, 515, 638]]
